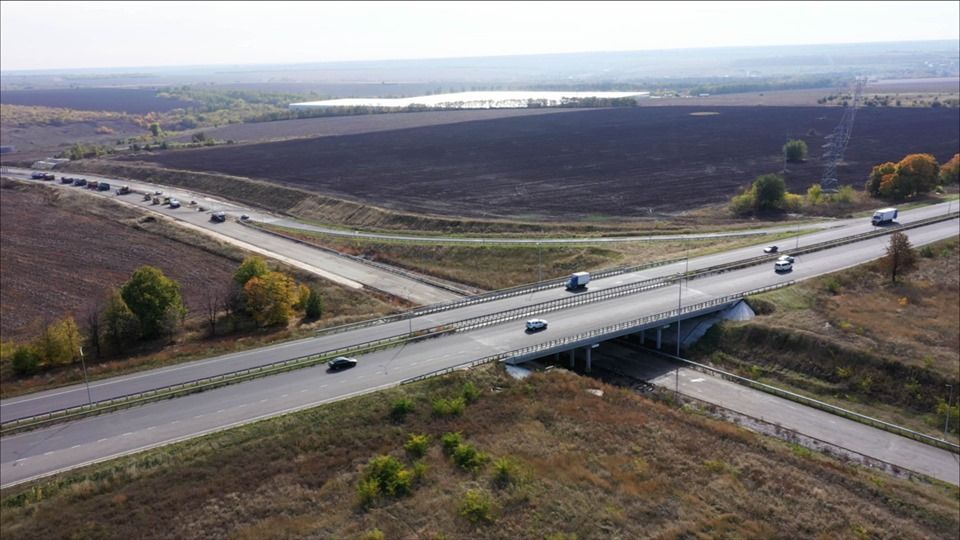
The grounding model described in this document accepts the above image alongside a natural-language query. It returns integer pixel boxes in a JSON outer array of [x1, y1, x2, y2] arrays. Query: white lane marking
[[171, 420, 180, 424], [43, 451, 54, 456], [691, 378, 705, 383], [216, 409, 225, 414], [122, 432, 133, 437], [259, 399, 268, 403], [300, 389, 308, 393], [15, 459, 27, 463], [70, 445, 81, 449], [146, 426, 156, 430], [97, 438, 108, 443]]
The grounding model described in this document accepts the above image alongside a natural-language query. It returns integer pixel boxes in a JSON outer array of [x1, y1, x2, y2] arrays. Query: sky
[[2, 1, 958, 71]]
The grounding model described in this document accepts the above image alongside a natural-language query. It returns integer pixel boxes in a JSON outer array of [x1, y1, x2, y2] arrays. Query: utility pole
[[79, 346, 93, 406], [795, 221, 800, 250], [946, 384, 954, 440], [676, 277, 682, 357], [537, 241, 542, 283]]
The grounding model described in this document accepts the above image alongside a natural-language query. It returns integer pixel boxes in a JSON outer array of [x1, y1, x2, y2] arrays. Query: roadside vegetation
[[259, 224, 803, 290], [691, 237, 960, 441], [2, 366, 956, 539], [0, 179, 401, 398]]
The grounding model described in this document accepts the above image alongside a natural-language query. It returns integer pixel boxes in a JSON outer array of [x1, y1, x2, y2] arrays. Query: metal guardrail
[[402, 282, 792, 384], [314, 211, 959, 341], [0, 328, 452, 435], [646, 350, 960, 454]]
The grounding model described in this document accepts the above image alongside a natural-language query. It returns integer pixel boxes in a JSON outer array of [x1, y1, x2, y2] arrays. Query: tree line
[[11, 256, 323, 377]]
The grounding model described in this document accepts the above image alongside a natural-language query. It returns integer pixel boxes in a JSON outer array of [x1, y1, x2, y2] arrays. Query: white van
[[774, 260, 793, 272]]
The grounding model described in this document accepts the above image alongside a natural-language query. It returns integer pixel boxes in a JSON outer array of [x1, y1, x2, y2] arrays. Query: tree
[[234, 256, 270, 287], [882, 232, 917, 284], [243, 271, 299, 327], [896, 153, 939, 196], [121, 266, 186, 339], [304, 285, 323, 320], [805, 183, 824, 205], [101, 289, 141, 354], [940, 153, 959, 185], [752, 174, 787, 212], [149, 122, 162, 137], [11, 346, 40, 377], [783, 139, 808, 163], [865, 162, 897, 197], [191, 131, 208, 143], [37, 316, 83, 367], [84, 299, 103, 359]]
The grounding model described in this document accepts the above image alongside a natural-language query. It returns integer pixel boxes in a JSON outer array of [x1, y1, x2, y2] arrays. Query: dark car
[[328, 356, 358, 371], [763, 245, 779, 254]]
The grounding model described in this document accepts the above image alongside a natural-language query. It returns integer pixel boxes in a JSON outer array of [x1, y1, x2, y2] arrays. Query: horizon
[[2, 38, 958, 76], [2, 1, 958, 72]]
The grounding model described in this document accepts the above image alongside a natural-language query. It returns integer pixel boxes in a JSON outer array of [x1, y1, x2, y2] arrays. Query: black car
[[763, 245, 779, 254], [328, 356, 358, 371]]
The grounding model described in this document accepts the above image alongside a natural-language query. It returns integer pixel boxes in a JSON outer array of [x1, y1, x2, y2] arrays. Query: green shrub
[[453, 443, 488, 472], [441, 432, 464, 455], [919, 245, 936, 258], [390, 397, 415, 421], [461, 381, 481, 403], [432, 396, 466, 417], [459, 489, 496, 524], [359, 529, 386, 540], [11, 346, 40, 376], [357, 478, 380, 508], [492, 457, 521, 488], [405, 434, 430, 458], [824, 277, 842, 295], [783, 139, 808, 162], [358, 454, 419, 506]]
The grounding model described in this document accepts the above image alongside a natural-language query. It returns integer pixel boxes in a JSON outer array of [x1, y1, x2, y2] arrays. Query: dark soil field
[[132, 106, 960, 219], [0, 181, 237, 341], [0, 88, 191, 114], [0, 120, 144, 163], [169, 108, 576, 144]]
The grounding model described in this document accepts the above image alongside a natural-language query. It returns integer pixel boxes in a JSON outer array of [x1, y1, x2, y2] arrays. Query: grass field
[[692, 238, 960, 441], [2, 366, 956, 539]]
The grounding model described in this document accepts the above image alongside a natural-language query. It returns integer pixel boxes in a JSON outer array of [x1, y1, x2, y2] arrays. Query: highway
[[2, 203, 956, 423], [1, 216, 956, 488], [2, 168, 462, 305]]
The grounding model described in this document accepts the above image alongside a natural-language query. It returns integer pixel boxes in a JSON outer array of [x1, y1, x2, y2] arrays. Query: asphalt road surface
[[2, 217, 956, 487], [3, 168, 461, 305]]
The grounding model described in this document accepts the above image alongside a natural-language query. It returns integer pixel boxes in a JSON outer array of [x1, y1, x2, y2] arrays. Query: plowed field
[[129, 106, 960, 219], [0, 183, 236, 341]]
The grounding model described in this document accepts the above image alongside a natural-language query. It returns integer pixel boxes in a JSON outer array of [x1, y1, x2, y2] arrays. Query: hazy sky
[[2, 1, 958, 71]]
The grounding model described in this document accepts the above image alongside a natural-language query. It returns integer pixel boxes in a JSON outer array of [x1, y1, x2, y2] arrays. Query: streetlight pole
[[795, 221, 800, 251], [676, 277, 682, 357], [79, 346, 93, 406], [946, 384, 954, 440], [537, 241, 542, 283]]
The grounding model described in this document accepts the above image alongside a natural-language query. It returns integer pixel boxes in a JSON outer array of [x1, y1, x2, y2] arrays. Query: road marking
[[122, 432, 133, 437], [281, 394, 288, 398], [319, 385, 328, 389], [97, 438, 108, 443], [691, 378, 705, 383], [259, 399, 268, 403], [300, 389, 308, 393], [15, 459, 27, 463], [147, 426, 156, 430], [43, 451, 54, 456], [171, 420, 180, 424], [216, 409, 225, 414], [193, 415, 203, 419], [70, 445, 80, 449]]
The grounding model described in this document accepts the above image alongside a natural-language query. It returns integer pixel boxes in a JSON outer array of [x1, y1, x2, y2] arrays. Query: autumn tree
[[36, 316, 83, 367], [234, 256, 270, 287], [866, 154, 940, 200], [753, 173, 787, 211], [783, 139, 808, 163], [121, 266, 186, 339], [940, 153, 960, 184], [243, 271, 299, 327], [882, 232, 917, 284], [101, 289, 141, 354]]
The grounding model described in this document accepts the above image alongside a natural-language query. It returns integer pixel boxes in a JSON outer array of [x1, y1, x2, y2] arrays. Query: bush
[[390, 397, 415, 421], [441, 432, 463, 455], [920, 245, 936, 258], [357, 478, 380, 508], [453, 443, 488, 472], [358, 455, 417, 505], [824, 277, 843, 295], [359, 529, 386, 540], [405, 434, 430, 458], [783, 139, 808, 162], [432, 396, 466, 417], [461, 381, 480, 403], [729, 190, 755, 216], [11, 346, 40, 376], [492, 457, 522, 488], [460, 489, 496, 523]]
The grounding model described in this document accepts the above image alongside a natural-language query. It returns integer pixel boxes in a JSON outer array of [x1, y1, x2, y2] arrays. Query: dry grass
[[694, 237, 960, 440], [2, 367, 957, 539]]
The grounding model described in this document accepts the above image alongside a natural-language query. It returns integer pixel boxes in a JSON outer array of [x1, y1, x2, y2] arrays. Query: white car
[[525, 319, 548, 331], [778, 255, 795, 263], [774, 260, 793, 272], [763, 245, 779, 254]]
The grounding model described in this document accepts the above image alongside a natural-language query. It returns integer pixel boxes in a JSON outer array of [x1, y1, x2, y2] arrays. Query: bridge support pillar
[[656, 327, 662, 349], [569, 350, 575, 369], [585, 346, 592, 373]]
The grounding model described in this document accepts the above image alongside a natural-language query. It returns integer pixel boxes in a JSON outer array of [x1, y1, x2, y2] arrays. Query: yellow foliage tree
[[37, 316, 83, 367], [940, 153, 959, 184], [243, 271, 299, 327]]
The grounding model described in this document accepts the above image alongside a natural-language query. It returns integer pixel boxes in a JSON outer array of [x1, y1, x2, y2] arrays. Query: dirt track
[[129, 106, 960, 219]]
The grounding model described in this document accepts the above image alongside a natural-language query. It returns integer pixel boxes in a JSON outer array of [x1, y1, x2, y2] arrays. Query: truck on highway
[[871, 207, 898, 226], [565, 271, 590, 291]]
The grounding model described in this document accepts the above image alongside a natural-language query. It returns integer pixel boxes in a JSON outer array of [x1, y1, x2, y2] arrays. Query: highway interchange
[[1, 173, 957, 488]]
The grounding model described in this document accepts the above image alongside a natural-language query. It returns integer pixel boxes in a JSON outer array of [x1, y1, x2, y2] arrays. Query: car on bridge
[[327, 357, 358, 371], [774, 260, 793, 273], [525, 318, 548, 331], [763, 245, 779, 254]]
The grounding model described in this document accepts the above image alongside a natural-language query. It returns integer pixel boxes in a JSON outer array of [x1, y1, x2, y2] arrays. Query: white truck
[[565, 271, 590, 291], [871, 207, 898, 225]]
